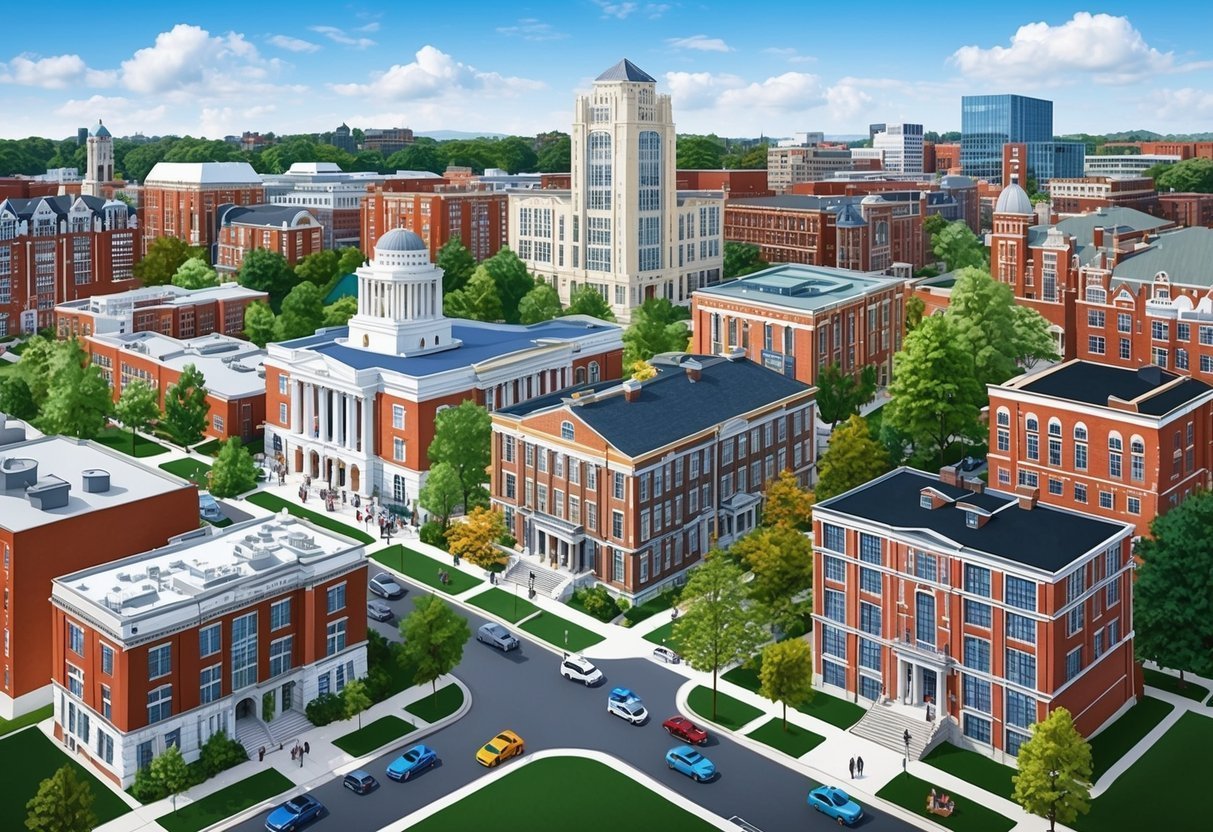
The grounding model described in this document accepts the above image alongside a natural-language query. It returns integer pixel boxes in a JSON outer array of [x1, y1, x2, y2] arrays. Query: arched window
[[995, 408, 1011, 453], [1130, 436, 1145, 482], [1048, 418, 1062, 437], [561, 421, 575, 441], [1073, 422, 1088, 471], [1025, 414, 1039, 461], [1074, 423, 1087, 442], [1025, 415, 1038, 433], [1108, 431, 1124, 479], [575, 367, 587, 384], [589, 361, 600, 383], [996, 408, 1010, 427]]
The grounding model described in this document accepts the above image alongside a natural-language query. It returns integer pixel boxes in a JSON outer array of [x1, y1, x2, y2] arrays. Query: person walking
[[857, 756, 864, 777], [848, 757, 855, 779]]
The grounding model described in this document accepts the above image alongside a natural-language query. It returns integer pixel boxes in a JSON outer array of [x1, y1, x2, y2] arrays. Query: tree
[[113, 379, 160, 455], [932, 220, 987, 272], [295, 250, 340, 287], [1134, 490, 1213, 682], [38, 341, 112, 439], [163, 363, 210, 446], [446, 266, 503, 322], [0, 376, 38, 421], [673, 551, 766, 719], [428, 401, 491, 510], [761, 469, 813, 531], [906, 295, 926, 331], [947, 266, 1022, 385], [336, 247, 367, 276], [816, 414, 894, 500], [15, 335, 57, 406], [436, 239, 476, 294], [494, 135, 538, 174], [342, 678, 372, 729], [1012, 707, 1092, 832], [563, 285, 616, 321], [1152, 157, 1213, 194], [884, 316, 983, 466], [418, 462, 463, 529], [535, 133, 571, 172], [732, 525, 813, 634], [922, 213, 948, 244], [24, 764, 96, 832], [815, 363, 877, 428], [481, 248, 534, 324], [136, 237, 205, 287], [758, 639, 815, 730], [148, 745, 191, 814], [243, 301, 277, 347], [1012, 304, 1061, 369], [275, 281, 325, 340], [445, 506, 507, 568], [622, 298, 691, 364], [323, 296, 358, 327], [385, 142, 444, 174], [723, 242, 768, 279], [676, 135, 724, 169], [171, 257, 218, 290], [517, 281, 563, 324], [400, 595, 470, 703], [209, 437, 258, 498], [238, 248, 296, 307]]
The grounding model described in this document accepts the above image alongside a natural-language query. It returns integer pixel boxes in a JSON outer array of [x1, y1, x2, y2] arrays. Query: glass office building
[[961, 94, 1054, 183]]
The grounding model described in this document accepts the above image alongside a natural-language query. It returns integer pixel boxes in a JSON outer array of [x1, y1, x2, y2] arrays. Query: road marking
[[728, 816, 764, 832]]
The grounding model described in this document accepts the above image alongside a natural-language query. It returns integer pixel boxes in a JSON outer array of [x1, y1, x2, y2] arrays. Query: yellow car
[[475, 730, 525, 767]]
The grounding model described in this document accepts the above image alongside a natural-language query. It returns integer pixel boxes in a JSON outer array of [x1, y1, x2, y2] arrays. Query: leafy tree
[[445, 506, 507, 568], [196, 731, 246, 777], [39, 341, 111, 439], [400, 595, 471, 703], [337, 247, 367, 276], [295, 250, 340, 287], [1152, 157, 1213, 194], [24, 764, 96, 832], [113, 379, 160, 455], [563, 285, 616, 321], [761, 469, 813, 531], [906, 295, 926, 331], [238, 248, 296, 307], [1134, 490, 1213, 682], [535, 133, 571, 172], [385, 143, 444, 175], [428, 401, 491, 510], [342, 679, 372, 730], [163, 363, 211, 446], [517, 281, 562, 324], [622, 298, 691, 364], [275, 281, 325, 341], [15, 335, 57, 405], [208, 437, 258, 498], [419, 461, 464, 528], [323, 296, 358, 327], [148, 745, 191, 814], [922, 213, 948, 243], [673, 550, 766, 719], [243, 301, 277, 348], [1012, 707, 1092, 832], [1012, 305, 1061, 369], [446, 266, 503, 322], [947, 266, 1022, 385], [494, 136, 538, 174], [723, 242, 768, 279], [815, 363, 877, 428], [816, 414, 894, 500], [932, 220, 987, 272], [733, 525, 812, 635], [676, 135, 724, 169], [136, 237, 205, 287], [481, 248, 534, 324], [436, 239, 476, 294], [0, 376, 38, 421], [758, 639, 815, 730], [171, 257, 218, 290]]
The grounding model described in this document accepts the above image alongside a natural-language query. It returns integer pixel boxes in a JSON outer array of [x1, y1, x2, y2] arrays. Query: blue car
[[265, 794, 325, 832], [665, 745, 717, 782], [807, 785, 864, 826], [386, 743, 438, 781]]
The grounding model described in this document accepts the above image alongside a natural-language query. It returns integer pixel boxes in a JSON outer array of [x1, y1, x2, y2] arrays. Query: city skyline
[[2, 3, 1212, 142]]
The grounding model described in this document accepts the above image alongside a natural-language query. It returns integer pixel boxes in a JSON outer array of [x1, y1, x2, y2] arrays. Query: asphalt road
[[232, 580, 919, 832]]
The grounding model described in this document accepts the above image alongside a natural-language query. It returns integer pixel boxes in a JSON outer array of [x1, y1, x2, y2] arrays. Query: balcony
[[894, 632, 953, 667]]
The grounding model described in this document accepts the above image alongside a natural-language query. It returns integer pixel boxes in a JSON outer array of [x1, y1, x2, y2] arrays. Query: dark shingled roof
[[0, 193, 129, 218], [1017, 361, 1212, 417], [220, 204, 314, 228], [596, 59, 656, 83], [817, 469, 1127, 573]]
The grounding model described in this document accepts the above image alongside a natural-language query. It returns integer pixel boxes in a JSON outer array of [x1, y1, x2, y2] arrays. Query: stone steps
[[849, 702, 945, 760], [501, 559, 565, 598]]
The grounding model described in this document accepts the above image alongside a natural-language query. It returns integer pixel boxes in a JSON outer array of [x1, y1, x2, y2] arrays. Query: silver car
[[369, 572, 404, 599], [367, 600, 393, 622], [477, 622, 520, 652]]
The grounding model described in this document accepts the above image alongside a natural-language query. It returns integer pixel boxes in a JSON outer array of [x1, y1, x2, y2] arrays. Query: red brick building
[[140, 162, 264, 256], [813, 468, 1138, 762], [56, 283, 267, 340], [1047, 177, 1159, 216], [676, 169, 771, 197], [49, 514, 368, 786], [490, 353, 816, 600], [1158, 193, 1213, 228], [934, 143, 961, 175], [0, 179, 60, 200], [360, 186, 509, 261], [1139, 141, 1213, 160], [215, 205, 325, 275]]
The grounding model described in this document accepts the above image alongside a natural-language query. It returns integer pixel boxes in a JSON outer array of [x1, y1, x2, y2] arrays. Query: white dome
[[995, 182, 1033, 215], [375, 228, 427, 253], [860, 194, 885, 205]]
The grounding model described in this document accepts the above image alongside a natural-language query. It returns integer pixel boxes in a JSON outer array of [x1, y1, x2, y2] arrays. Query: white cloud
[[667, 35, 732, 53], [121, 24, 265, 95], [0, 52, 115, 89], [309, 25, 376, 49], [645, 4, 671, 18], [497, 19, 567, 42], [663, 71, 744, 110], [824, 84, 872, 121], [331, 45, 544, 101], [594, 1, 638, 19], [54, 95, 168, 131], [356, 22, 380, 34], [763, 47, 816, 65], [267, 35, 321, 53], [200, 104, 277, 137], [1150, 87, 1213, 120]]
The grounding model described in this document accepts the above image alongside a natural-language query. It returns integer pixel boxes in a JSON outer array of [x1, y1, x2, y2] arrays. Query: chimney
[[622, 379, 642, 402], [939, 465, 960, 487], [1093, 226, 1105, 248], [684, 358, 703, 382], [963, 476, 984, 494], [1015, 484, 1039, 510]]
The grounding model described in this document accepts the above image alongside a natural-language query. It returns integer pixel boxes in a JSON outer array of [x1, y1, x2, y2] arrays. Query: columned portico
[[527, 514, 590, 573]]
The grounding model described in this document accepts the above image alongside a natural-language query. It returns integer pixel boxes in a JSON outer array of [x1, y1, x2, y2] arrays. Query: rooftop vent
[[28, 475, 71, 510], [81, 469, 110, 493], [0, 456, 38, 491]]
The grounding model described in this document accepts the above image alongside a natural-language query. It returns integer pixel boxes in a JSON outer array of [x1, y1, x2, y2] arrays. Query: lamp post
[[513, 580, 519, 618], [903, 729, 912, 774], [528, 571, 536, 599]]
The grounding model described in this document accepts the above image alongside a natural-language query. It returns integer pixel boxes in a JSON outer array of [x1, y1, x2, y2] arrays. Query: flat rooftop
[[91, 331, 266, 398], [1009, 360, 1213, 417], [694, 263, 905, 313], [58, 283, 266, 314]]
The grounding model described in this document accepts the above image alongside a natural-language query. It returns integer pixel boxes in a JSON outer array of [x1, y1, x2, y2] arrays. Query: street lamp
[[528, 571, 536, 599], [903, 729, 912, 774]]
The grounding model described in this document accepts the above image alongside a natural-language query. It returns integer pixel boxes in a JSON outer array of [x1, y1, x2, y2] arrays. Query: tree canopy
[[1151, 157, 1213, 193], [758, 639, 815, 730], [163, 363, 211, 446], [113, 379, 160, 455], [294, 250, 341, 288], [932, 220, 987, 272], [136, 237, 205, 287], [1011, 707, 1092, 832], [445, 266, 503, 322], [237, 248, 296, 307], [171, 257, 218, 290], [243, 302, 277, 348], [518, 281, 563, 324], [323, 296, 358, 327], [815, 363, 877, 428], [622, 298, 691, 364], [400, 595, 470, 700], [732, 524, 813, 634], [24, 764, 96, 832], [948, 266, 1058, 385], [418, 462, 463, 528], [816, 414, 893, 500], [209, 437, 258, 498], [436, 239, 476, 294], [676, 135, 725, 169], [481, 248, 534, 324], [445, 506, 507, 568], [275, 281, 325, 341], [427, 401, 491, 511], [723, 242, 768, 279], [563, 285, 616, 321], [761, 469, 813, 531], [38, 340, 112, 439]]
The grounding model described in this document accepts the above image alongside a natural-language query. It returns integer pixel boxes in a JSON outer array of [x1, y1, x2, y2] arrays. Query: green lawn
[[0, 727, 132, 831], [642, 620, 686, 654], [332, 715, 415, 757], [404, 683, 464, 723], [723, 654, 863, 729], [1143, 668, 1209, 702], [0, 704, 52, 738], [519, 610, 605, 652], [371, 545, 483, 594], [245, 491, 374, 543], [408, 756, 721, 832], [722, 659, 763, 693], [876, 771, 1015, 832], [157, 769, 293, 832], [1089, 696, 1174, 781], [94, 426, 169, 458], [746, 717, 825, 757], [687, 685, 764, 730], [466, 587, 539, 623], [159, 457, 212, 488], [923, 743, 1016, 800], [196, 437, 264, 457]]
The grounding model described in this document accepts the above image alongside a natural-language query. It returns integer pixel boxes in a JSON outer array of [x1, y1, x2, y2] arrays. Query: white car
[[607, 688, 648, 724], [560, 654, 603, 686], [652, 646, 681, 665]]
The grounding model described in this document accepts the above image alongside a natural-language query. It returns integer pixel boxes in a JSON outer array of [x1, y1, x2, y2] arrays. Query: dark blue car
[[265, 795, 325, 832], [386, 743, 438, 781]]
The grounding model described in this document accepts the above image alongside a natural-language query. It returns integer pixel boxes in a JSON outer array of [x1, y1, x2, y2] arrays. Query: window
[[1088, 335, 1105, 355], [270, 599, 291, 631], [68, 622, 84, 656], [1006, 689, 1035, 730], [327, 583, 346, 613], [100, 685, 112, 720], [148, 644, 171, 680], [147, 685, 172, 724], [613, 472, 624, 500], [269, 636, 293, 677], [1005, 648, 1036, 687], [391, 404, 404, 429], [96, 731, 114, 765], [824, 556, 846, 583], [1065, 646, 1083, 681], [612, 550, 624, 582], [963, 637, 990, 672], [859, 602, 881, 636], [1120, 338, 1132, 360], [1048, 478, 1063, 496], [963, 565, 990, 596], [1005, 576, 1036, 611], [231, 612, 258, 691], [1099, 490, 1114, 510], [327, 619, 347, 656], [822, 625, 847, 658], [963, 673, 991, 712], [914, 551, 937, 583], [200, 624, 221, 658], [1087, 309, 1105, 327], [1152, 320, 1169, 341], [1074, 483, 1088, 503], [859, 638, 881, 671], [860, 567, 881, 595], [279, 402, 288, 424], [1006, 613, 1036, 643], [824, 589, 846, 623], [915, 592, 935, 645], [859, 533, 881, 563], [1067, 605, 1084, 636], [100, 644, 113, 676], [822, 660, 846, 689], [560, 421, 574, 441], [611, 510, 623, 539], [200, 665, 221, 704], [822, 524, 845, 552], [67, 664, 84, 697], [1094, 629, 1104, 659], [393, 437, 405, 462], [964, 599, 991, 627], [963, 713, 991, 744]]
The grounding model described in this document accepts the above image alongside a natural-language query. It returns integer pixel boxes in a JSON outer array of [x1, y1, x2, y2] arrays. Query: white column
[[318, 387, 329, 443], [361, 395, 374, 458], [345, 395, 356, 450], [290, 380, 302, 433], [330, 389, 339, 444], [303, 384, 314, 438]]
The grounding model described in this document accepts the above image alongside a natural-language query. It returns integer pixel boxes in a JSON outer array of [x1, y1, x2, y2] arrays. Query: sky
[[2, 1, 1213, 142]]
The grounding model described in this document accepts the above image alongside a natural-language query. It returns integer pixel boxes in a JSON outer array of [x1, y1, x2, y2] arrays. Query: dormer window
[[920, 494, 933, 509], [965, 511, 979, 529], [560, 421, 574, 441]]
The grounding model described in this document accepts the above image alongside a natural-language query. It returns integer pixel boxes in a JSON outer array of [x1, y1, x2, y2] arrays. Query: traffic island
[[156, 769, 293, 832], [372, 545, 483, 594], [876, 771, 1015, 832], [519, 610, 605, 652], [686, 685, 764, 731], [746, 717, 826, 758]]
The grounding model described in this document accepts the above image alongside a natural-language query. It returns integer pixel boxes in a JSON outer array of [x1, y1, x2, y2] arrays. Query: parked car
[[959, 455, 984, 472], [560, 654, 603, 686], [607, 687, 648, 724], [369, 572, 405, 599], [662, 716, 708, 745], [477, 622, 520, 652], [807, 785, 864, 826], [386, 744, 438, 781], [653, 645, 681, 664], [341, 770, 377, 795], [665, 745, 717, 782], [367, 600, 393, 622], [265, 795, 325, 832], [475, 730, 525, 767], [198, 491, 223, 522]]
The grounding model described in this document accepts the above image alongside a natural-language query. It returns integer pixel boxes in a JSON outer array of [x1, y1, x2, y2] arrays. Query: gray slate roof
[[220, 204, 314, 228], [1112, 227, 1213, 286], [0, 194, 127, 219], [596, 59, 656, 83], [1046, 207, 1171, 248], [1016, 361, 1213, 417]]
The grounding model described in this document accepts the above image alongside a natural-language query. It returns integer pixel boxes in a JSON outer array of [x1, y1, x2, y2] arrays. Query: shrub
[[499, 532, 517, 549], [571, 585, 621, 622], [420, 520, 448, 549], [130, 766, 163, 802], [616, 598, 631, 612], [196, 731, 247, 778], [305, 692, 346, 726]]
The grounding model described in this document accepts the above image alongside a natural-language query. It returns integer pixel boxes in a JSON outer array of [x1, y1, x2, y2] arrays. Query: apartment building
[[1047, 177, 1159, 216], [360, 187, 508, 262], [141, 162, 264, 256], [56, 283, 267, 340], [767, 146, 866, 193], [262, 162, 389, 249], [215, 205, 325, 275]]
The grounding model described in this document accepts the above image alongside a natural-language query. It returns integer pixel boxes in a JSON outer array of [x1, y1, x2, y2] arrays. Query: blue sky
[[2, 2, 1212, 141]]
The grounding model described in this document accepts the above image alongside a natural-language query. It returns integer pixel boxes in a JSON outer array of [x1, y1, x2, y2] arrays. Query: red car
[[663, 716, 709, 745]]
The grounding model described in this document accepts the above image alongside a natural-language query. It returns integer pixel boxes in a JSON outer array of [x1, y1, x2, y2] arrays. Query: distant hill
[[415, 130, 509, 141]]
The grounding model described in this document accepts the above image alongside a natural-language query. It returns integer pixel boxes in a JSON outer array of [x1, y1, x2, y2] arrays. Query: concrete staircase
[[501, 558, 566, 599], [235, 717, 273, 760], [849, 701, 949, 760], [267, 709, 313, 745]]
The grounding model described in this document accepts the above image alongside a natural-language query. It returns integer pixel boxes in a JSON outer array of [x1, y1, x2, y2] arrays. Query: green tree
[[39, 341, 112, 439], [294, 250, 340, 287], [24, 764, 96, 832], [535, 133, 571, 172], [148, 745, 191, 814], [932, 220, 987, 272], [815, 363, 878, 428], [323, 296, 358, 327], [208, 437, 258, 498], [15, 335, 57, 406], [676, 135, 724, 169], [481, 248, 534, 324], [342, 678, 372, 729], [446, 266, 503, 322], [337, 247, 367, 276], [400, 595, 470, 702], [163, 363, 210, 446], [113, 379, 160, 455], [427, 401, 491, 510], [723, 242, 768, 279], [493, 135, 538, 174], [136, 236, 205, 287], [385, 143, 444, 175], [673, 550, 766, 719], [1152, 157, 1213, 193], [243, 301, 277, 347], [816, 414, 894, 500], [922, 213, 948, 244], [436, 238, 476, 294], [762, 469, 813, 531], [946, 266, 1021, 385], [171, 257, 218, 289], [275, 281, 325, 340], [1012, 707, 1092, 832], [0, 376, 38, 421], [418, 461, 464, 529], [563, 285, 616, 321], [238, 248, 296, 307], [1012, 304, 1061, 370], [517, 281, 562, 324], [622, 298, 691, 364], [906, 295, 926, 331], [1134, 490, 1213, 681], [732, 525, 813, 635], [758, 639, 815, 730]]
